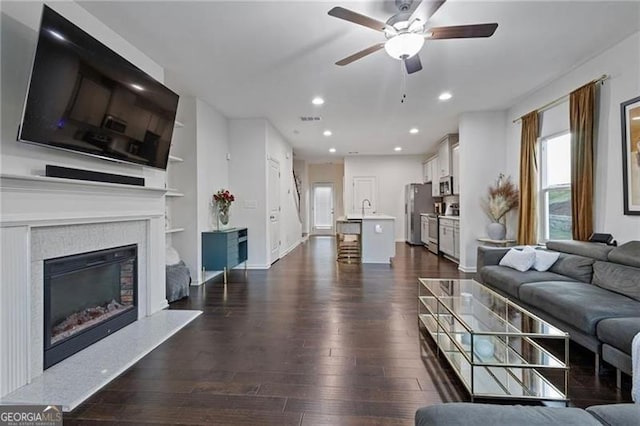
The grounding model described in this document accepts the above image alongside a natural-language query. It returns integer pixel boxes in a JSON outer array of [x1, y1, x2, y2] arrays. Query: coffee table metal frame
[[418, 278, 569, 404]]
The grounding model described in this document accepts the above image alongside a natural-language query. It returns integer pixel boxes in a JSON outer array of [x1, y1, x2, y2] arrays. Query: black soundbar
[[45, 165, 145, 186]]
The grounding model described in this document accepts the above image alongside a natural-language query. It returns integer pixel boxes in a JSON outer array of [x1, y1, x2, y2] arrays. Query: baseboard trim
[[243, 264, 270, 270], [458, 265, 477, 273], [281, 239, 301, 257]]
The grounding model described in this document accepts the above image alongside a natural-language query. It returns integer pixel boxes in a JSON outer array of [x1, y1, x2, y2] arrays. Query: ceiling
[[78, 1, 640, 160]]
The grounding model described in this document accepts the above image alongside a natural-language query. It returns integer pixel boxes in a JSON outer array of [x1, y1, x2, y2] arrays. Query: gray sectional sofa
[[476, 240, 640, 382], [416, 402, 640, 426]]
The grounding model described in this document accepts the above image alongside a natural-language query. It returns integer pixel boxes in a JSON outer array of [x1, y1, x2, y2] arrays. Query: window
[[540, 132, 572, 241]]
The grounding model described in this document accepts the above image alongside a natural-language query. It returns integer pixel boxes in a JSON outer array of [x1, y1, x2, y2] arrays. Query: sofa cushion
[[531, 248, 560, 272], [415, 403, 602, 426], [499, 248, 536, 272], [597, 317, 640, 354], [608, 241, 640, 268], [480, 266, 576, 299], [586, 404, 640, 426], [548, 252, 595, 283], [519, 281, 640, 334], [593, 261, 640, 302], [546, 240, 614, 261]]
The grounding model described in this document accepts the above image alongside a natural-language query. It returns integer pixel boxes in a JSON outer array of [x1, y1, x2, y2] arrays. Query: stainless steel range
[[426, 214, 439, 254]]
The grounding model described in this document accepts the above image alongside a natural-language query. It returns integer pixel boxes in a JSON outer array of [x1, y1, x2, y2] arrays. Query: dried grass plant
[[483, 174, 519, 223]]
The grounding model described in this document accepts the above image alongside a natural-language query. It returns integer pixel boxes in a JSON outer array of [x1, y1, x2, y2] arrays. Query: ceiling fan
[[328, 0, 498, 74]]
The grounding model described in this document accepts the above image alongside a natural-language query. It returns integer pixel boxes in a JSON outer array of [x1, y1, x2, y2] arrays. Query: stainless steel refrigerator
[[405, 183, 435, 245]]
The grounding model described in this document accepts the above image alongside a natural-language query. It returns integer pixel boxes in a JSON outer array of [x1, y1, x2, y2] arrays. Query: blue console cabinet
[[202, 228, 248, 284]]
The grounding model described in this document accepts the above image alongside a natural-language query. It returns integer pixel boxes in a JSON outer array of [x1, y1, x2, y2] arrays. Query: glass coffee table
[[418, 278, 569, 404]]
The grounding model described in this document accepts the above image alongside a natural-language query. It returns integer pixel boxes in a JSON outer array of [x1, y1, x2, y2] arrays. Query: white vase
[[487, 222, 506, 240], [474, 337, 495, 358]]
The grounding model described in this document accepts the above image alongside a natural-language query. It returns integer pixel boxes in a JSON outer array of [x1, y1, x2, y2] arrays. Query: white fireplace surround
[[0, 174, 168, 397]]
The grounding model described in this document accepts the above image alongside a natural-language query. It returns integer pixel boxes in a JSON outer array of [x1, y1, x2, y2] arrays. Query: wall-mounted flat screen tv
[[18, 5, 179, 170]]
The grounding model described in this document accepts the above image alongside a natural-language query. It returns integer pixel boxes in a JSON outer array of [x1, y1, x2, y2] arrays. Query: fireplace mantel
[[0, 173, 166, 226], [0, 172, 167, 397]]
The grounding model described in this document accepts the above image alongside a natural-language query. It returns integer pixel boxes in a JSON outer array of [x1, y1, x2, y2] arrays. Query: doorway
[[312, 183, 334, 235]]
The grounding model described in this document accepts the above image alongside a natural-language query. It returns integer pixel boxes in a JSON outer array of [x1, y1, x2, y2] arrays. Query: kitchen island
[[337, 215, 396, 264]]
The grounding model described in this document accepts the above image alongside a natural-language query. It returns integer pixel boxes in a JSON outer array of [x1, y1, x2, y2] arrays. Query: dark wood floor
[[66, 237, 632, 425]]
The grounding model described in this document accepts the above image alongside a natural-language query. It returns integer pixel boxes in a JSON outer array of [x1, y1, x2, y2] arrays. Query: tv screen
[[18, 6, 179, 170]]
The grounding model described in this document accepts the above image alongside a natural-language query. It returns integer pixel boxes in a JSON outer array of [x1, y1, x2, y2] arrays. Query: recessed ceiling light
[[47, 29, 66, 41], [312, 97, 325, 105], [130, 83, 144, 91], [439, 92, 452, 101], [394, 147, 402, 152], [323, 130, 332, 136], [410, 128, 419, 134], [329, 148, 336, 153], [633, 116, 640, 121]]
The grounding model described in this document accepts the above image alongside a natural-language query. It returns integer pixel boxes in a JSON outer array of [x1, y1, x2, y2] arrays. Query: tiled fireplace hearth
[[0, 174, 167, 397]]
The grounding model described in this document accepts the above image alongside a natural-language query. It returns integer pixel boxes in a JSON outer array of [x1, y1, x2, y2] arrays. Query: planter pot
[[487, 222, 506, 240]]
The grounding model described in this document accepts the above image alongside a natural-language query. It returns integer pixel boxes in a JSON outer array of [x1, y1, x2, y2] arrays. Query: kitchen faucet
[[361, 199, 371, 217]]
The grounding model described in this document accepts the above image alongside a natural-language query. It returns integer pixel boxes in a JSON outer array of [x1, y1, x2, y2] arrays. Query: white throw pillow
[[532, 249, 560, 272], [499, 248, 536, 272], [165, 246, 181, 266]]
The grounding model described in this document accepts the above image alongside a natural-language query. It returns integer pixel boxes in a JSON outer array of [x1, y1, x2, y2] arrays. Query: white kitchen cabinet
[[452, 144, 460, 195], [437, 134, 459, 178], [453, 221, 460, 260], [430, 158, 440, 196], [439, 219, 455, 257], [421, 215, 429, 244], [439, 217, 460, 263], [422, 162, 431, 183]]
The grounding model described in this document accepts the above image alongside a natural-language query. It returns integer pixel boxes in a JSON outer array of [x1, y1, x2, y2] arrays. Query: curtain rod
[[512, 74, 609, 124]]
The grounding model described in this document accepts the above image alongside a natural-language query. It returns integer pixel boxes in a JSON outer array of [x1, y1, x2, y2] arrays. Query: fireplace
[[43, 244, 138, 369]]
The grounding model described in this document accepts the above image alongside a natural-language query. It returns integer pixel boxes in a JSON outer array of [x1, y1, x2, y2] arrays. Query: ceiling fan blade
[[426, 23, 499, 39], [410, 1, 446, 22], [404, 54, 423, 74], [336, 43, 385, 66], [328, 7, 388, 32]]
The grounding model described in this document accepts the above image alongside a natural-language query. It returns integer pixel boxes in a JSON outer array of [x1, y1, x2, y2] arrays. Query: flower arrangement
[[212, 189, 235, 227], [483, 174, 519, 223], [213, 189, 235, 210]]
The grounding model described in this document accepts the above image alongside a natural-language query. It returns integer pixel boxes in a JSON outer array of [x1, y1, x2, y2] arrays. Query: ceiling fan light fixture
[[384, 33, 424, 60]]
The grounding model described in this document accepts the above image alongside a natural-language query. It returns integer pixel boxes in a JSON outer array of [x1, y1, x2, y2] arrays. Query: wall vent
[[299, 116, 322, 122], [348, 151, 359, 155]]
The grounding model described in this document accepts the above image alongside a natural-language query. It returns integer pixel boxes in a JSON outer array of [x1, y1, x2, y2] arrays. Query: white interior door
[[352, 176, 377, 215], [312, 183, 334, 235], [268, 159, 280, 264]]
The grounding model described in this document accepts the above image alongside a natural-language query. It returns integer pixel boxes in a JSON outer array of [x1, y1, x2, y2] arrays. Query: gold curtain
[[569, 83, 596, 241], [517, 111, 539, 245]]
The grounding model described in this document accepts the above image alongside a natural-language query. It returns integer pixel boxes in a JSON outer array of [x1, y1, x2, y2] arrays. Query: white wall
[[228, 119, 269, 268], [0, 1, 166, 188], [343, 155, 423, 241], [307, 162, 344, 233], [266, 123, 302, 257], [506, 31, 640, 243], [459, 112, 508, 271], [195, 99, 229, 268]]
